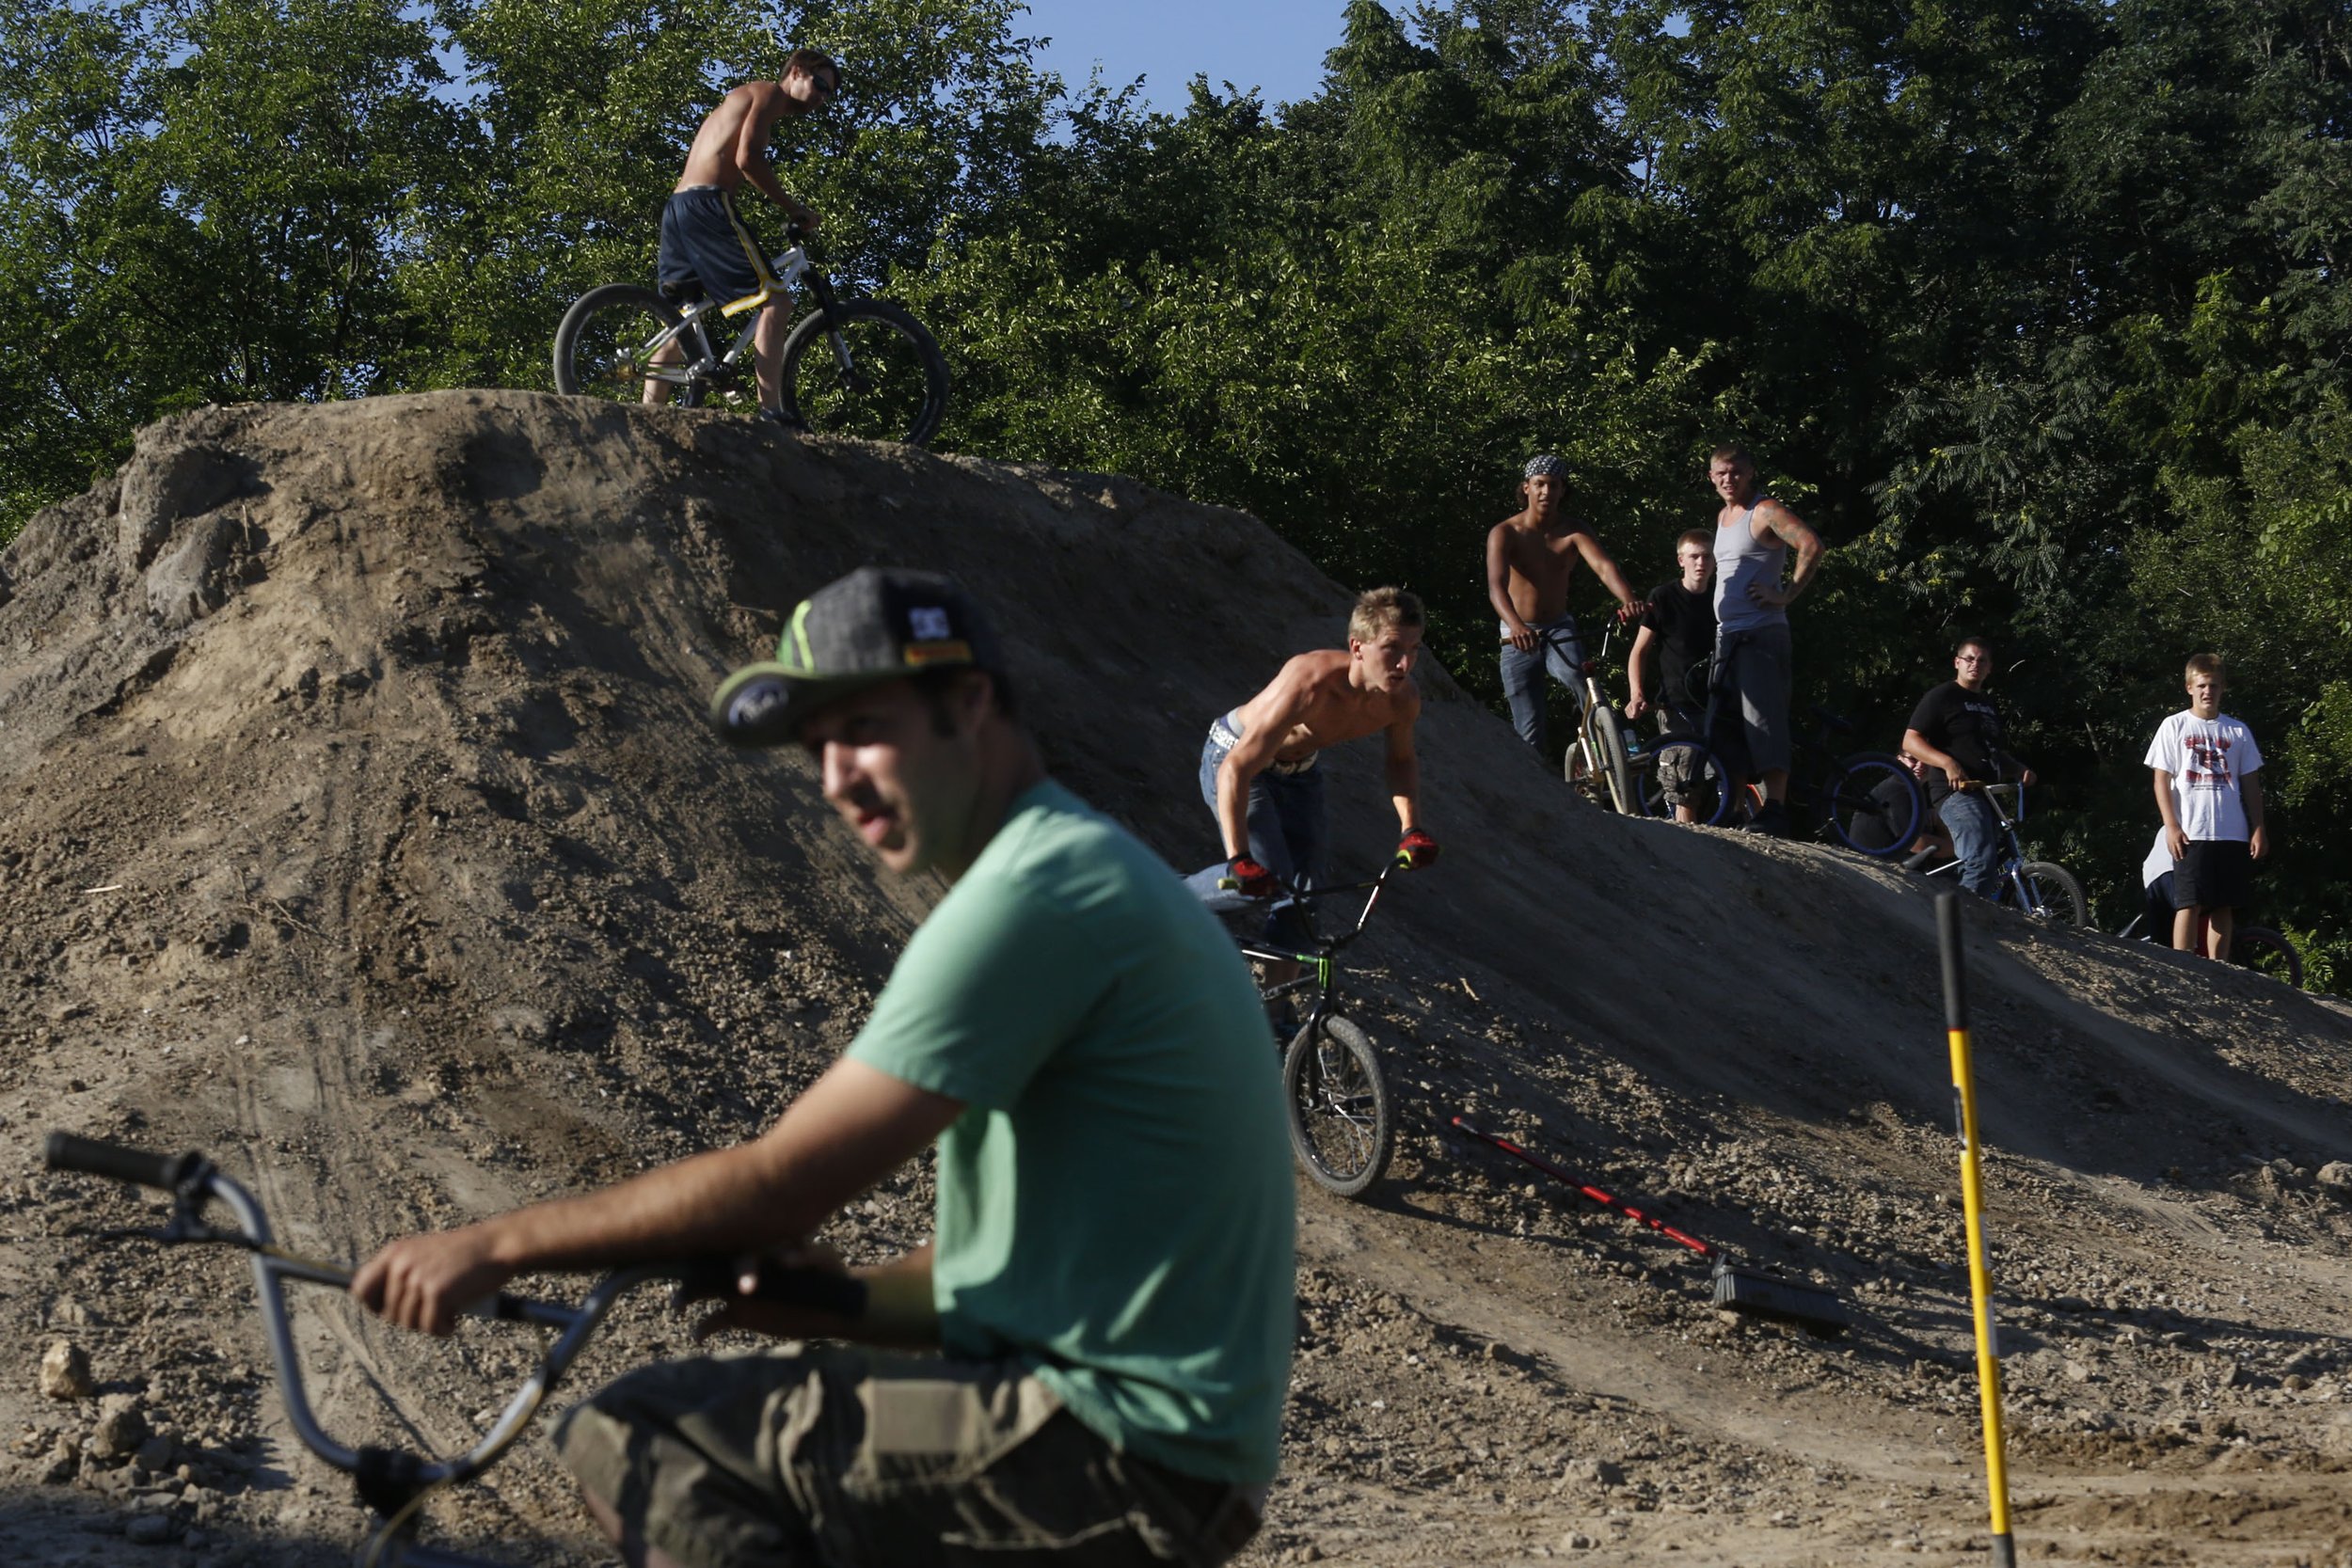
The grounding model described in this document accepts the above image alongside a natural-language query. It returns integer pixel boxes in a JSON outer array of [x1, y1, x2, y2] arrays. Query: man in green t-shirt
[[349, 567, 1295, 1568]]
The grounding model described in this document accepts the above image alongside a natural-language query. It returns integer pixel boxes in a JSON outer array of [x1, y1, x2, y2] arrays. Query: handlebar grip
[[44, 1132, 198, 1191]]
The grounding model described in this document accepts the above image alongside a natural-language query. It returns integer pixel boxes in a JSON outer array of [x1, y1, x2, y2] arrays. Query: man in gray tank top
[[1707, 447, 1823, 835]]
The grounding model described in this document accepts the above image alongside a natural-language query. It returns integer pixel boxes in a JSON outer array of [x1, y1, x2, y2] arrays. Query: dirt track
[[1, 391, 2347, 1566]]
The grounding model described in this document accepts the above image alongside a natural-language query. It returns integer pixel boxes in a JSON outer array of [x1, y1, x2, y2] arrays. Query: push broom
[[1451, 1117, 1851, 1334]]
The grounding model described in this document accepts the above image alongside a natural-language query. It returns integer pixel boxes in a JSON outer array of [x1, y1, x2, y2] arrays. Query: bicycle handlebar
[[1217, 853, 1410, 901], [45, 1132, 876, 1561]]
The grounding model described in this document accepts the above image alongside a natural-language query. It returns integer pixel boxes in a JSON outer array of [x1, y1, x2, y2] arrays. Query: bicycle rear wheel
[[2015, 861, 2089, 927], [552, 284, 706, 406], [1636, 736, 1729, 826], [777, 298, 949, 447], [2232, 926, 2304, 989], [1824, 752, 1923, 856], [1282, 1016, 1393, 1198]]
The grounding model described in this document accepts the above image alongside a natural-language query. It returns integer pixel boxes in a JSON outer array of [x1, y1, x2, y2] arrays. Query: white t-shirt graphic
[[2144, 710, 2264, 843]]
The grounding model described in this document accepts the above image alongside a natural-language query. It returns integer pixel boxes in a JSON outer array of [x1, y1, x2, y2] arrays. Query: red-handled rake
[[1451, 1117, 1851, 1335]]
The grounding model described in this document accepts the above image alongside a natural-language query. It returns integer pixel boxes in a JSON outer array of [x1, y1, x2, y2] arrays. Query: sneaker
[[758, 406, 808, 433], [1744, 800, 1790, 837]]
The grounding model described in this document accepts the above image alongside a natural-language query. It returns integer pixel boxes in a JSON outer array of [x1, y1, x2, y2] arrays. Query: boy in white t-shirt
[[2144, 653, 2268, 958]]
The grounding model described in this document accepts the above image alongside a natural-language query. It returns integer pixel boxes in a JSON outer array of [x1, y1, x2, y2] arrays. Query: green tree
[[0, 0, 476, 540]]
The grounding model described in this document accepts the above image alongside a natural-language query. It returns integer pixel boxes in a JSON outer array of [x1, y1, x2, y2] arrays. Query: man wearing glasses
[[649, 49, 841, 421], [1902, 636, 2037, 898]]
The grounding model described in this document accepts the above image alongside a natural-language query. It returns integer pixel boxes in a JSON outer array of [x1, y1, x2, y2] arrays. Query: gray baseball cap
[[709, 567, 1003, 747]]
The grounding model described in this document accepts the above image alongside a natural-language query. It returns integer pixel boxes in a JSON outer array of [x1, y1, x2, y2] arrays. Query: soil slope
[[2, 390, 2348, 1568]]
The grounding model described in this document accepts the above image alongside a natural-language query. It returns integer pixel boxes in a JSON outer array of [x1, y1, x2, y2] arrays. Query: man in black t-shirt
[[1626, 530, 1718, 820], [1901, 636, 2036, 896]]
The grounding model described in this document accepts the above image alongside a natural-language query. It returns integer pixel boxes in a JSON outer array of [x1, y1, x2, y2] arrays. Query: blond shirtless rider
[[647, 49, 838, 420], [1486, 454, 1641, 754], [1185, 589, 1438, 951]]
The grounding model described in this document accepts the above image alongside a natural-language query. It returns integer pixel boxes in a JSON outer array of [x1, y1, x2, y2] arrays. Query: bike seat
[[1579, 659, 1601, 676], [658, 279, 705, 304], [1810, 705, 1857, 736]]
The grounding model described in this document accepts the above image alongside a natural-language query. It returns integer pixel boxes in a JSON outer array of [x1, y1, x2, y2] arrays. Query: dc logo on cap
[[909, 607, 953, 641], [727, 676, 790, 735]]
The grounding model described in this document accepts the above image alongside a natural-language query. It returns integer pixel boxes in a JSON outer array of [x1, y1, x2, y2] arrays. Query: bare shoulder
[[1248, 649, 1339, 712]]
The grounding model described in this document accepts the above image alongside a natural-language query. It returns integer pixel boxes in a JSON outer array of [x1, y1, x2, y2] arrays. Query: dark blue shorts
[[656, 187, 772, 305]]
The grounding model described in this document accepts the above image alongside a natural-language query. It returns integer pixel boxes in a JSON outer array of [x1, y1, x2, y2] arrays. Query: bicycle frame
[[1920, 784, 2045, 909], [646, 244, 829, 389], [1235, 863, 1400, 1025]]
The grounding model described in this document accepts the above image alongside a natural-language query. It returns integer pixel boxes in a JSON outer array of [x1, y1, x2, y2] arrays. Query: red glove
[[1218, 855, 1278, 897], [1395, 829, 1439, 870]]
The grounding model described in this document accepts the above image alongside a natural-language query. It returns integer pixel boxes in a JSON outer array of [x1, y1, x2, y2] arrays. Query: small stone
[[38, 1434, 80, 1484], [88, 1393, 149, 1460], [2063, 1360, 2092, 1384], [1563, 1456, 1625, 1487], [124, 1513, 176, 1544], [1563, 1532, 1597, 1550], [2316, 1162, 2352, 1198], [134, 1433, 176, 1471], [40, 1340, 94, 1401]]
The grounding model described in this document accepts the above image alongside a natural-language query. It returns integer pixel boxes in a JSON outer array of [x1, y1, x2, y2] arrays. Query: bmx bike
[[1726, 705, 1928, 857], [1524, 619, 1637, 815], [1906, 781, 2089, 927], [551, 225, 948, 448], [40, 1132, 860, 1568], [1219, 856, 1420, 1198]]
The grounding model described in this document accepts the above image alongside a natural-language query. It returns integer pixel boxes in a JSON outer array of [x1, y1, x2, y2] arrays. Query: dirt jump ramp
[[2, 390, 2347, 1565]]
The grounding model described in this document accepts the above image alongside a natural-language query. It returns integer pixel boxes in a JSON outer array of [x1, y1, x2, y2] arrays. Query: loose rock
[[88, 1393, 150, 1461], [39, 1339, 93, 1401]]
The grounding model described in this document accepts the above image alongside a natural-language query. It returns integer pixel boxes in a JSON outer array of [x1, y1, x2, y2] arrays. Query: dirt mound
[[3, 390, 2349, 1566]]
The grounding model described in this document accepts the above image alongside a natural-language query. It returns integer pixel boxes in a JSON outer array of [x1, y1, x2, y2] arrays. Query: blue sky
[[1012, 1, 1348, 114]]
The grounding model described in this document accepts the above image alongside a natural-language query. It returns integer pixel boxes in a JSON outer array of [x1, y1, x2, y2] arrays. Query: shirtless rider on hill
[[647, 48, 839, 421], [1486, 454, 1642, 755], [1186, 589, 1438, 953]]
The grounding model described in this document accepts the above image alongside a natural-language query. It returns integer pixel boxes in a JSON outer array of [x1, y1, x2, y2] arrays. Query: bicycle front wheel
[[1592, 710, 1636, 815], [1824, 752, 1923, 857], [552, 284, 706, 406], [1637, 736, 1729, 826], [2015, 861, 2089, 927], [778, 298, 949, 447], [1282, 1016, 1394, 1199], [2232, 926, 2304, 989]]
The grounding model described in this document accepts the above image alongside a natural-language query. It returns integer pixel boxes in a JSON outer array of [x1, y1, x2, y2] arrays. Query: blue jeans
[[1935, 788, 2002, 898], [1184, 722, 1325, 948], [1500, 616, 1585, 752]]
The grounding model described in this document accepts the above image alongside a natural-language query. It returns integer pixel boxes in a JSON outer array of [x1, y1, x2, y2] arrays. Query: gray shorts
[[1711, 624, 1792, 777], [554, 1344, 1263, 1568]]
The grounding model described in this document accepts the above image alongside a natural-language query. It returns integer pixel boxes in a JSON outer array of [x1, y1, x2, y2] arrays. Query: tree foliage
[[4, 0, 2348, 982]]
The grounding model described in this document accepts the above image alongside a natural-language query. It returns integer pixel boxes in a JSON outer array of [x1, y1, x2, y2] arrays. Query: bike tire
[[777, 298, 949, 447], [2016, 860, 2089, 927], [552, 284, 706, 407], [1282, 1015, 1393, 1199], [1637, 736, 1730, 827], [1592, 710, 1636, 815], [1824, 752, 1923, 857], [2232, 926, 2304, 989]]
